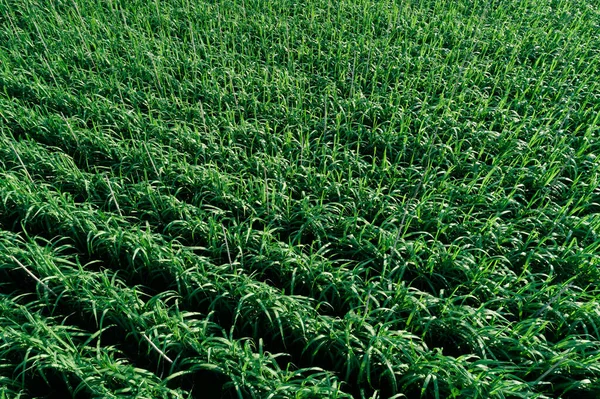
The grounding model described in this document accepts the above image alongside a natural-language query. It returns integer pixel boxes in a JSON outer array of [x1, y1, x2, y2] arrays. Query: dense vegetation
[[1, 0, 599, 397]]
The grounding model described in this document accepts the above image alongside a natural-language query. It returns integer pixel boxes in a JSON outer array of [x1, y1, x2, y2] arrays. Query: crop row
[[0, 168, 527, 397], [2, 160, 600, 397], [2, 124, 600, 312], [0, 294, 187, 398], [0, 230, 349, 398], [0, 172, 435, 396], [3, 103, 599, 297]]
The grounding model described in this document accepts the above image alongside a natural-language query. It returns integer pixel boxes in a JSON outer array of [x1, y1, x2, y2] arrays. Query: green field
[[1, 0, 599, 397]]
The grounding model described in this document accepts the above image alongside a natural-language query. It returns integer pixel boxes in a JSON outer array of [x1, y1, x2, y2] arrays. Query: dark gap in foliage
[[0, 270, 31, 298], [561, 388, 599, 399], [171, 371, 235, 399], [0, 356, 79, 399], [422, 329, 474, 359]]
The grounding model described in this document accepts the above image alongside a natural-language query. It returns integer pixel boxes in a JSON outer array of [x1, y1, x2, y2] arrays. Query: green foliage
[[0, 0, 599, 397]]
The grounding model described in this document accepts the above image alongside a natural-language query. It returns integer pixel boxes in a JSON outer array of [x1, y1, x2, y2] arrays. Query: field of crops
[[1, 0, 599, 397]]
